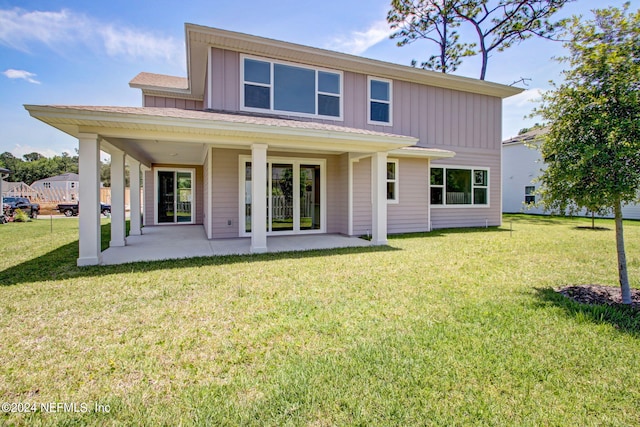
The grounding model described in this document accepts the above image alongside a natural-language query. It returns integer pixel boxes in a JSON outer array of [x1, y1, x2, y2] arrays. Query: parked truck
[[3, 197, 40, 219], [57, 202, 111, 217]]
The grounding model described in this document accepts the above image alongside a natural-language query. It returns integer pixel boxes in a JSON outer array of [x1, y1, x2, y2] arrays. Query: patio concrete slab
[[101, 225, 371, 265]]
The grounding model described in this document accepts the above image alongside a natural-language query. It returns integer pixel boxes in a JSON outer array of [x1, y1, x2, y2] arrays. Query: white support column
[[77, 133, 102, 266], [110, 149, 127, 247], [127, 157, 142, 236], [251, 143, 268, 253], [371, 151, 388, 245]]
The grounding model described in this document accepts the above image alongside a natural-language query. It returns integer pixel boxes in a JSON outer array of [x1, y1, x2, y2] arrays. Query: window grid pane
[[371, 80, 389, 101]]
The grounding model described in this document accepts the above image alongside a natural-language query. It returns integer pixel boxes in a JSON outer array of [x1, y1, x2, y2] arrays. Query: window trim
[[240, 54, 344, 121], [367, 76, 393, 126], [387, 159, 399, 204], [525, 185, 536, 204], [429, 165, 490, 208]]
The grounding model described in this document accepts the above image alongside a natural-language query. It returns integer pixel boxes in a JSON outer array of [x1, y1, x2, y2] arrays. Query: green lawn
[[1, 215, 639, 426]]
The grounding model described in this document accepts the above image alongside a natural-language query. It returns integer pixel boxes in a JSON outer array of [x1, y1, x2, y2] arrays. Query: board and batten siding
[[143, 164, 204, 226], [143, 96, 203, 110], [206, 48, 502, 151]]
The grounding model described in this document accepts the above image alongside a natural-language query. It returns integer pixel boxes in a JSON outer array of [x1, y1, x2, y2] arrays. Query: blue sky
[[0, 0, 633, 158]]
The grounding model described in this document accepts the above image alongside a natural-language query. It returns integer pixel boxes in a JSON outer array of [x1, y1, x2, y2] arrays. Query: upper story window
[[368, 77, 392, 126], [242, 55, 342, 120], [430, 166, 489, 207]]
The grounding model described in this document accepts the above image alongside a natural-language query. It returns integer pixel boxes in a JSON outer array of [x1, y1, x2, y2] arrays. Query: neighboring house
[[0, 169, 10, 207], [26, 23, 522, 266], [1, 180, 38, 200], [31, 173, 80, 202], [502, 128, 640, 219]]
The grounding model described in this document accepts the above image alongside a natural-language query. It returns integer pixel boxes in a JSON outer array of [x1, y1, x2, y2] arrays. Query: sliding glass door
[[242, 158, 324, 236], [156, 169, 194, 224]]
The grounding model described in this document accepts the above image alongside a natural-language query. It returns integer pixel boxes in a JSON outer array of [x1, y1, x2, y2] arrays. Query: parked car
[[3, 197, 40, 218], [56, 202, 111, 217]]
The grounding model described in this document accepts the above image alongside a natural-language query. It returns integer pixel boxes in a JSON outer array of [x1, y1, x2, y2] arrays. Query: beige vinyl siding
[[143, 95, 203, 110], [211, 148, 246, 238], [352, 157, 372, 236], [208, 48, 502, 150], [430, 147, 501, 229], [144, 169, 154, 226], [202, 148, 210, 237], [388, 158, 430, 234], [329, 154, 349, 234]]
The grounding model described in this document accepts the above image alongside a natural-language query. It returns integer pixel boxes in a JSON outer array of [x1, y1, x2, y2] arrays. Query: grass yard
[[1, 215, 639, 426]]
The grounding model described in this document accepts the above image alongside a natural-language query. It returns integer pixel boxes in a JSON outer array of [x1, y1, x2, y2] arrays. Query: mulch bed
[[555, 284, 640, 310]]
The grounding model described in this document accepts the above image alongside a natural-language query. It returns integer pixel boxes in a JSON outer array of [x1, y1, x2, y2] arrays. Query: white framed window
[[241, 55, 343, 120], [368, 76, 392, 126], [525, 186, 535, 204], [430, 166, 490, 207], [43, 182, 51, 188], [387, 159, 399, 203]]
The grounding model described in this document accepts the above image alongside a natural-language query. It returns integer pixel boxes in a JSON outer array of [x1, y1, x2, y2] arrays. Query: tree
[[533, 3, 640, 304], [388, 0, 476, 73], [388, 0, 572, 80]]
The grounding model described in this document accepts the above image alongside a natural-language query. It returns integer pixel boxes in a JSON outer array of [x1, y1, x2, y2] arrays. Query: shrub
[[12, 208, 30, 223]]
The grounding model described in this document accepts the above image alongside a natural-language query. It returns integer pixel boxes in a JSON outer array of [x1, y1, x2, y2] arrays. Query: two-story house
[[26, 24, 521, 266]]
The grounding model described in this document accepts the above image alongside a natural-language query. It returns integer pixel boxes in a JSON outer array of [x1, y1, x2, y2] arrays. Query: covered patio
[[101, 225, 372, 265]]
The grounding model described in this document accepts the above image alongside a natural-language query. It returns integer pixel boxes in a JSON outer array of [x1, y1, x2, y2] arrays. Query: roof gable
[[132, 23, 523, 101]]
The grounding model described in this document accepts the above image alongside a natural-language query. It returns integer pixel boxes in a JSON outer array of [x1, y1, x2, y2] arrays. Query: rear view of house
[[26, 24, 521, 266]]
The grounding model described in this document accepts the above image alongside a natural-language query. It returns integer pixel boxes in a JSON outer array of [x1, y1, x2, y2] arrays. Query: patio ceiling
[[25, 105, 421, 166]]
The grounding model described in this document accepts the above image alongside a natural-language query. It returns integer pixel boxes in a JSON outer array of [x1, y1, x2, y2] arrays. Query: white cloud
[[0, 7, 183, 64], [503, 88, 543, 108], [10, 144, 63, 159], [3, 69, 40, 84], [326, 20, 392, 55]]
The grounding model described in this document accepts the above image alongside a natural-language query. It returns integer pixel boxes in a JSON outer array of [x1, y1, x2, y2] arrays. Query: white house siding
[[502, 142, 546, 214], [502, 141, 640, 219], [430, 147, 502, 229]]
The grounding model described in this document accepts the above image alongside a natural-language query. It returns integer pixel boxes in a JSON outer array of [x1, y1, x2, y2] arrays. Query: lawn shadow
[[390, 226, 509, 240], [573, 226, 611, 231], [0, 224, 401, 286], [532, 286, 640, 337]]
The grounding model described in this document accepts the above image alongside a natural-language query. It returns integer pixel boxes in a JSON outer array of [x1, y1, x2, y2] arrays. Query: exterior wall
[[143, 164, 204, 226], [207, 47, 503, 231], [502, 142, 545, 214], [352, 157, 372, 236], [143, 95, 203, 110], [430, 147, 502, 229], [211, 148, 245, 238], [503, 142, 640, 220], [209, 148, 348, 239], [207, 48, 502, 151], [203, 148, 210, 237], [388, 157, 430, 234]]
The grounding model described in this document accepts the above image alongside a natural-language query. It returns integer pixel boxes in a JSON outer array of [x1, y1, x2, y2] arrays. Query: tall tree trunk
[[614, 200, 632, 304]]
